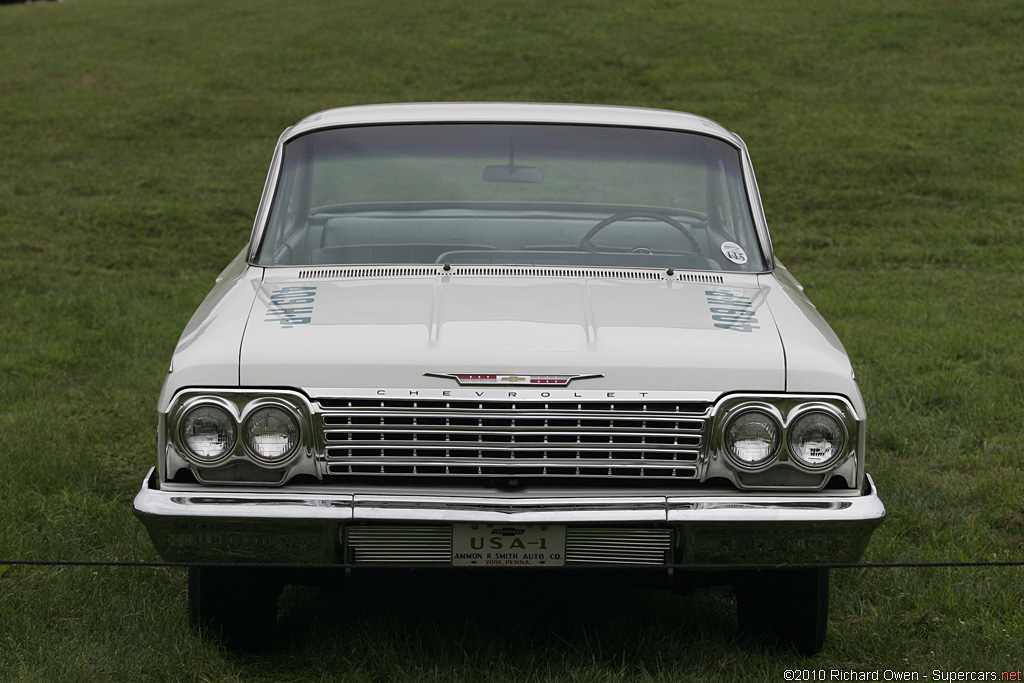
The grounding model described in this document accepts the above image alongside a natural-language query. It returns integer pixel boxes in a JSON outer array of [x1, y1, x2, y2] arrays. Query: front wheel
[[734, 567, 829, 656], [188, 566, 283, 646]]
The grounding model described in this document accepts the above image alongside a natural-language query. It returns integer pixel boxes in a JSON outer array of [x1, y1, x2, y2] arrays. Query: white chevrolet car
[[134, 103, 884, 654]]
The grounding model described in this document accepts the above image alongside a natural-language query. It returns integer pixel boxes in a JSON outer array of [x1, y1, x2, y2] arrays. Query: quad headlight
[[716, 396, 858, 483], [169, 391, 309, 477], [724, 410, 781, 467], [788, 410, 846, 468], [179, 404, 237, 462], [243, 406, 300, 464]]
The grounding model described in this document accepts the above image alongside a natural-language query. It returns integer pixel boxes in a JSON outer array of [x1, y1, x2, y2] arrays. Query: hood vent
[[296, 265, 723, 284], [298, 266, 439, 279], [673, 272, 725, 284]]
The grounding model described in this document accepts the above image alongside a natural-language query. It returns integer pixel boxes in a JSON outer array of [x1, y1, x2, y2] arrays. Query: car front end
[[134, 103, 884, 654]]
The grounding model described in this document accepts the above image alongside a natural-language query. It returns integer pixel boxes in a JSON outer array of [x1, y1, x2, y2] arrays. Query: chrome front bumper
[[133, 469, 885, 566]]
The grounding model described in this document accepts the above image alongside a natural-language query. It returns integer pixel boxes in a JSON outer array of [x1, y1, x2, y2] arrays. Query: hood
[[239, 273, 785, 394]]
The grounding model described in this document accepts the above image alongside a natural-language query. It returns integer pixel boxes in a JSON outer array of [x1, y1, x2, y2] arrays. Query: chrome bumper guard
[[133, 469, 885, 566]]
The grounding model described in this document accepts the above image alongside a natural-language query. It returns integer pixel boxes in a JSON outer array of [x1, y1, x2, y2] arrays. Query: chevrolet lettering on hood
[[368, 387, 664, 400], [133, 103, 884, 655]]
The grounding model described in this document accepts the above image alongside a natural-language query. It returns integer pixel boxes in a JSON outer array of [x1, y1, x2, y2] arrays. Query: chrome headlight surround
[[241, 401, 302, 465], [165, 390, 314, 483], [786, 405, 849, 470], [722, 404, 783, 470], [711, 394, 861, 490], [178, 401, 239, 464]]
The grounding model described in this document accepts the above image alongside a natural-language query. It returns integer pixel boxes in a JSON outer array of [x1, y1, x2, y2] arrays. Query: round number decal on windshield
[[721, 241, 748, 264]]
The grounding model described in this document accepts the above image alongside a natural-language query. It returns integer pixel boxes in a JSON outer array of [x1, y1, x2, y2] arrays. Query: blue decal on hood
[[265, 286, 317, 328], [705, 289, 760, 333]]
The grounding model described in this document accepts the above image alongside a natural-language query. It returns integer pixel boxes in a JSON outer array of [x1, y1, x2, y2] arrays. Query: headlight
[[724, 410, 781, 467], [243, 406, 300, 464], [788, 411, 846, 468], [179, 405, 236, 462]]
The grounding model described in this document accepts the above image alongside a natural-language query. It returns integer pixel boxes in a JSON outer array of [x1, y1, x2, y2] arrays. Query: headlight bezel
[[712, 394, 860, 486], [168, 391, 311, 473]]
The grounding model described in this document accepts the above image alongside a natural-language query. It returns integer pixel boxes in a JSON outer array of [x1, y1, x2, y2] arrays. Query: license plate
[[452, 523, 566, 566]]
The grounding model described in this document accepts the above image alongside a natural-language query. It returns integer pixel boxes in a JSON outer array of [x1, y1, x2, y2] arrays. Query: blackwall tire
[[734, 567, 829, 656], [188, 566, 283, 647]]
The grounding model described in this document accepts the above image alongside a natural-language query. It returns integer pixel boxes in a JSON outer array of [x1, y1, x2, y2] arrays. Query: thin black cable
[[2, 559, 1023, 570]]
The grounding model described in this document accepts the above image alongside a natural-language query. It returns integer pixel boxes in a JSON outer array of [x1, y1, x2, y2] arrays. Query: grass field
[[2, 0, 1023, 679]]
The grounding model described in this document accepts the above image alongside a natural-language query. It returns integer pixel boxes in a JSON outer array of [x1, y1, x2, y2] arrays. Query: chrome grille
[[317, 398, 709, 484], [565, 527, 672, 565], [346, 526, 451, 564], [344, 525, 672, 565]]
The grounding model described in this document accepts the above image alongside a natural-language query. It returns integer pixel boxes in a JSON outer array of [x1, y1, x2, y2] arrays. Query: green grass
[[2, 0, 1024, 679]]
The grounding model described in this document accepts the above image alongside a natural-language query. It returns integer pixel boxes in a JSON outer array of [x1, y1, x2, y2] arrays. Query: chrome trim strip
[[247, 134, 287, 263], [309, 388, 724, 402], [135, 470, 881, 524], [349, 494, 669, 523], [133, 474, 354, 521], [668, 496, 885, 523]]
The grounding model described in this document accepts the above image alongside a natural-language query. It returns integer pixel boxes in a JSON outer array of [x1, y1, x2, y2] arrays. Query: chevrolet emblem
[[424, 373, 603, 387]]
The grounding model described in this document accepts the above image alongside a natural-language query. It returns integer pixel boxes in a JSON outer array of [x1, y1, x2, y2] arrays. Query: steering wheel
[[577, 211, 704, 256]]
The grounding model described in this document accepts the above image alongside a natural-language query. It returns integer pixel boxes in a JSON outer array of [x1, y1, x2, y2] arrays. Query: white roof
[[286, 102, 737, 143]]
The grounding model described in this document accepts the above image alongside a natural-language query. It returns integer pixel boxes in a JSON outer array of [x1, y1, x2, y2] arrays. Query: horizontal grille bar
[[325, 432, 700, 447], [327, 445, 700, 458], [324, 411, 704, 429], [325, 454, 698, 465], [319, 398, 711, 414], [327, 463, 699, 479]]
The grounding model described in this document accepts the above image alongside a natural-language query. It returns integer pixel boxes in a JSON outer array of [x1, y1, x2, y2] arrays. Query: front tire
[[734, 567, 829, 656], [188, 566, 283, 646]]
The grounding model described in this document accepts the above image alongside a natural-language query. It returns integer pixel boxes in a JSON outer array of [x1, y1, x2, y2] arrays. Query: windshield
[[256, 123, 765, 271]]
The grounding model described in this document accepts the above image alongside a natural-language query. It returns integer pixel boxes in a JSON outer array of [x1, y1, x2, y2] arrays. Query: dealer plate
[[452, 523, 566, 566]]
